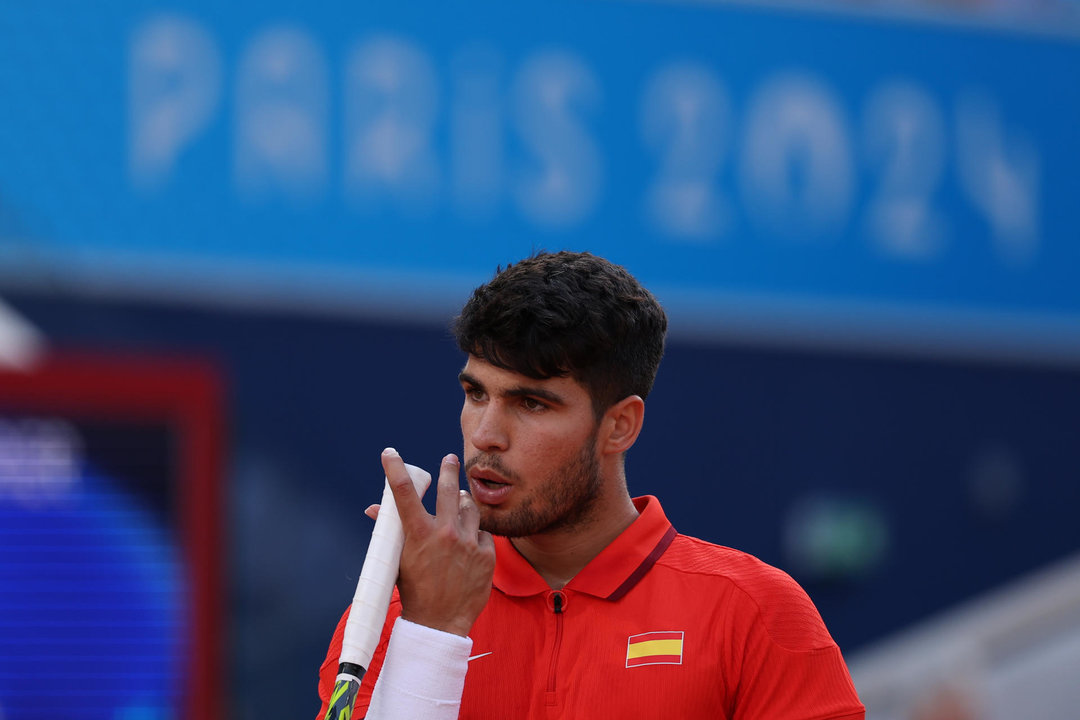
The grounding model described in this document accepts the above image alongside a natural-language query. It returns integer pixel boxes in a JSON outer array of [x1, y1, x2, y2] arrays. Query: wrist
[[365, 617, 471, 720], [399, 610, 474, 638]]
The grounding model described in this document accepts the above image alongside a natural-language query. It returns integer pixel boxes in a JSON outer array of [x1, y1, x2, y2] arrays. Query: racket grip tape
[[328, 462, 431, 719]]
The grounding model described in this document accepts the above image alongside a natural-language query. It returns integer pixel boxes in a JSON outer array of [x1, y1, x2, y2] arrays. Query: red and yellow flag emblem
[[625, 631, 684, 667]]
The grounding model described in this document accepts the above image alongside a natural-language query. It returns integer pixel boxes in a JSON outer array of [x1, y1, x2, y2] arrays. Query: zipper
[[546, 591, 565, 696]]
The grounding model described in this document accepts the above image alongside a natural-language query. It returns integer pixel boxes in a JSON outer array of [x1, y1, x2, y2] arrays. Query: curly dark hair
[[453, 251, 668, 417]]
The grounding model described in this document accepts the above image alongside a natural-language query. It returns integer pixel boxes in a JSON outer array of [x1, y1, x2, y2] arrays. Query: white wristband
[[366, 617, 472, 720]]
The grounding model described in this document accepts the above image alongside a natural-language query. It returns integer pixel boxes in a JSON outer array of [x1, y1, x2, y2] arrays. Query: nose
[[467, 403, 509, 452]]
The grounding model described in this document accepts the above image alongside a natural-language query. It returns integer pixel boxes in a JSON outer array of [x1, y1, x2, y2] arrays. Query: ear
[[599, 395, 645, 456]]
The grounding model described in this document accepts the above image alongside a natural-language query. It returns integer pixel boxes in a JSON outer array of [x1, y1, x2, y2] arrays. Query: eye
[[464, 386, 486, 402], [521, 396, 546, 412]]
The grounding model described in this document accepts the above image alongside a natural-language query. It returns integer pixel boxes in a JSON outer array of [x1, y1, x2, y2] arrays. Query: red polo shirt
[[318, 496, 864, 719]]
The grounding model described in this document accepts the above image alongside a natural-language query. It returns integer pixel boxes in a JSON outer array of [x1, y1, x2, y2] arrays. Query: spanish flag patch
[[625, 631, 684, 668]]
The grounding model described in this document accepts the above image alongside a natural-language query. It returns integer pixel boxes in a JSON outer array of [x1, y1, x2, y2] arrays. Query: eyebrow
[[458, 371, 566, 406]]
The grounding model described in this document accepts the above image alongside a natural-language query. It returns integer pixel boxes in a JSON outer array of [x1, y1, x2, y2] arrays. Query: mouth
[[468, 467, 514, 504], [470, 468, 510, 488]]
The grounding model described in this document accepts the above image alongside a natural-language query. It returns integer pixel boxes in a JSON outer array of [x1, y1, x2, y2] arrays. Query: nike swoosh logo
[[468, 652, 493, 662]]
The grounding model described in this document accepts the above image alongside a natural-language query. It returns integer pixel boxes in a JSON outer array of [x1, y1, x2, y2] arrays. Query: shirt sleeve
[[315, 598, 400, 720], [731, 635, 865, 720], [726, 567, 865, 720]]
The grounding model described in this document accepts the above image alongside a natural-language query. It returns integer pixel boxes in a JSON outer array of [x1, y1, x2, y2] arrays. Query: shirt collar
[[492, 495, 678, 600]]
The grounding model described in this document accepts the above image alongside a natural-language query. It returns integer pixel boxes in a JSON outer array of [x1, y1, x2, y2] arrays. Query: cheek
[[521, 426, 589, 463]]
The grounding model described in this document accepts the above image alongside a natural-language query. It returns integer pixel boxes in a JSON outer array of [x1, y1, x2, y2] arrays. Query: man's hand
[[381, 447, 496, 637]]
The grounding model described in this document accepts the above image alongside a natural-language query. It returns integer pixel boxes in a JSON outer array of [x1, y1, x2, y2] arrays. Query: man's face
[[459, 356, 603, 537]]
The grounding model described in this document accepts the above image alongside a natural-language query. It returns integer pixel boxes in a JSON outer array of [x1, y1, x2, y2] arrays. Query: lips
[[468, 468, 513, 505]]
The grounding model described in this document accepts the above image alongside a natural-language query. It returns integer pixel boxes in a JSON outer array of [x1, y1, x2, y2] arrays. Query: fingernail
[[383, 447, 398, 457], [443, 453, 459, 465]]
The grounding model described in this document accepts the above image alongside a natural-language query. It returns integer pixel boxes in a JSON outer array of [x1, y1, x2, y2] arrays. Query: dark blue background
[[7, 288, 1078, 720]]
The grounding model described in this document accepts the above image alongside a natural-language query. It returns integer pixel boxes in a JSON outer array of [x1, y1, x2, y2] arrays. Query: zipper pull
[[547, 590, 565, 614]]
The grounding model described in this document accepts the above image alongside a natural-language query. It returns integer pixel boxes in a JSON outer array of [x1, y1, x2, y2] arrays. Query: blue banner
[[0, 2, 1077, 354]]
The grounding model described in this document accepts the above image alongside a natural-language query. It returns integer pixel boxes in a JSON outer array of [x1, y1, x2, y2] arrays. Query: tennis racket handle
[[339, 463, 431, 671], [325, 676, 362, 720]]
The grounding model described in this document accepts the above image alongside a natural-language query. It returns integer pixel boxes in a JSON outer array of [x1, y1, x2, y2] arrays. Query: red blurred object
[[0, 353, 225, 720]]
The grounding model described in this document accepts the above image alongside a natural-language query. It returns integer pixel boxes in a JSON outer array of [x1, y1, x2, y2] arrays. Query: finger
[[381, 448, 428, 531], [458, 490, 480, 536], [434, 453, 461, 521], [477, 529, 495, 555], [364, 504, 380, 520]]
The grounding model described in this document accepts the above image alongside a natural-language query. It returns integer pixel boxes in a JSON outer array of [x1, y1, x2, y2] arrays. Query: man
[[317, 251, 864, 719]]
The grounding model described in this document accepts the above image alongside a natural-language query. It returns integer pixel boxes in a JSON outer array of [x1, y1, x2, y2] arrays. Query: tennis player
[[317, 251, 864, 719]]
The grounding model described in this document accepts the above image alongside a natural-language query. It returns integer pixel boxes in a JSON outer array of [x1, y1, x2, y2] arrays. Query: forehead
[[461, 356, 589, 400]]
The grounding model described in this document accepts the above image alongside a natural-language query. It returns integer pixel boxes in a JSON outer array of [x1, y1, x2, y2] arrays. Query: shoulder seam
[[655, 535, 836, 653]]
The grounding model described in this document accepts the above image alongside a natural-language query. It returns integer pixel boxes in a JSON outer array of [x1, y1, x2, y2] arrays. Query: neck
[[510, 491, 639, 589]]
